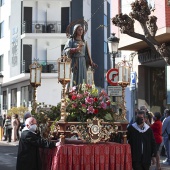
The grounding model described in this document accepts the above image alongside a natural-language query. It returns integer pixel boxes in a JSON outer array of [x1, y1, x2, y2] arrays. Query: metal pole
[[112, 53, 115, 102], [132, 89, 136, 122], [112, 53, 115, 68]]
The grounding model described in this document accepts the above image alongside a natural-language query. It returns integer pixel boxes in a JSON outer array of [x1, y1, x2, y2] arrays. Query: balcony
[[21, 60, 58, 73], [21, 21, 66, 34]]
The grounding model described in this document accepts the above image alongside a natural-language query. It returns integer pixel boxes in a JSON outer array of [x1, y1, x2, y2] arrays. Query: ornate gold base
[[55, 119, 129, 144]]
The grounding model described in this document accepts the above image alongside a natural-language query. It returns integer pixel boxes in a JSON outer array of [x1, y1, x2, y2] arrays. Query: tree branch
[[111, 0, 170, 65]]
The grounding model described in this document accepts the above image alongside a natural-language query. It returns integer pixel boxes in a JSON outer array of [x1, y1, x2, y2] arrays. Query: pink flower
[[101, 90, 108, 96], [69, 86, 77, 92], [87, 106, 94, 114], [100, 101, 107, 110], [85, 96, 94, 105], [77, 94, 83, 99], [84, 92, 89, 96], [99, 96, 103, 101], [72, 103, 77, 108]]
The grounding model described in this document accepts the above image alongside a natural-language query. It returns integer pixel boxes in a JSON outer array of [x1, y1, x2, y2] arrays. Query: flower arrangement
[[65, 83, 115, 122], [31, 84, 116, 139]]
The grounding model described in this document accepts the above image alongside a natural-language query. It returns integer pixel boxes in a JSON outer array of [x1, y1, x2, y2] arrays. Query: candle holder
[[114, 58, 132, 121], [57, 56, 71, 122], [29, 61, 42, 112]]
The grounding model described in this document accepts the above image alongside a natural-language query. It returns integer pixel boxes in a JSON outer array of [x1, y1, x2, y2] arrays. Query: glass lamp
[[57, 56, 71, 121], [117, 58, 132, 121], [107, 33, 119, 54], [29, 62, 42, 112]]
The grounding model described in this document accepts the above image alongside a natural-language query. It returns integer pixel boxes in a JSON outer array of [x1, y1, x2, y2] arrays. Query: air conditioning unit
[[35, 24, 42, 33], [47, 24, 55, 33]]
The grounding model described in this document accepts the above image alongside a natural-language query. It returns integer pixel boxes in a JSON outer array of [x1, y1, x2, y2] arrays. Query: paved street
[[150, 156, 170, 170], [0, 141, 18, 170]]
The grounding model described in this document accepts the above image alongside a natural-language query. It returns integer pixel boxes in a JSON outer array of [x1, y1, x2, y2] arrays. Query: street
[[0, 142, 18, 170]]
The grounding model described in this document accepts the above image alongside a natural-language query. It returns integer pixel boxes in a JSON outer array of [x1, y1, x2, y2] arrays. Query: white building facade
[[0, 0, 71, 113], [0, 0, 111, 114]]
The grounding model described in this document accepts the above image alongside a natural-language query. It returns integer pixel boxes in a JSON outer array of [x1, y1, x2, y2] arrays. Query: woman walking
[[13, 114, 20, 141], [150, 112, 162, 170]]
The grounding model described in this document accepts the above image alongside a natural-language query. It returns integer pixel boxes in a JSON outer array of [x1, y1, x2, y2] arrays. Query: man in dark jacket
[[16, 117, 55, 170], [127, 110, 157, 170]]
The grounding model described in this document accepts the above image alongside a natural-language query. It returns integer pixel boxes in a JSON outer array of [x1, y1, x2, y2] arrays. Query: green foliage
[[7, 106, 28, 118]]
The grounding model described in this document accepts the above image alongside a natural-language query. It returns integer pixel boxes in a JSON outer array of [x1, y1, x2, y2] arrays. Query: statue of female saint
[[63, 24, 97, 87]]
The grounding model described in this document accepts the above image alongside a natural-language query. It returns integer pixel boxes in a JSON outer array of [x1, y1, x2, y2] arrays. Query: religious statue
[[63, 24, 97, 87]]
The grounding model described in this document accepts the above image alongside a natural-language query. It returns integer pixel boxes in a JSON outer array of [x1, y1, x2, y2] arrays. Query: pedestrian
[[140, 105, 153, 125], [162, 109, 170, 165], [161, 108, 169, 122], [20, 111, 32, 131], [63, 24, 97, 87], [3, 116, 12, 143], [150, 112, 162, 170], [12, 114, 20, 142], [2, 114, 6, 126], [127, 110, 157, 170], [16, 117, 56, 170], [160, 109, 169, 156], [2, 114, 7, 141]]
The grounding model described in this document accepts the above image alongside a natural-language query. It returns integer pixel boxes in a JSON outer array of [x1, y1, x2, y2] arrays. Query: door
[[61, 7, 69, 33], [24, 7, 32, 33], [23, 45, 32, 73]]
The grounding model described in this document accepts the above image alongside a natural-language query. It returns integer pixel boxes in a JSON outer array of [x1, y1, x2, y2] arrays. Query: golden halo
[[66, 19, 88, 38]]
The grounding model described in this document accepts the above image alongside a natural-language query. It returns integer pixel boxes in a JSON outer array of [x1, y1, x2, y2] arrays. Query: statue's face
[[76, 26, 84, 36]]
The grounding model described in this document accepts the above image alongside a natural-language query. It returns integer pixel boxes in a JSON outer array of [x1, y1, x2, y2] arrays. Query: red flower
[[93, 109, 98, 114], [106, 100, 111, 106], [93, 97, 98, 102], [71, 95, 77, 100], [82, 104, 86, 108]]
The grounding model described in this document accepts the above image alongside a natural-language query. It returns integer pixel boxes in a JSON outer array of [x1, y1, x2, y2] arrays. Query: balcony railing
[[20, 101, 30, 107], [21, 60, 58, 73], [3, 104, 8, 110], [22, 21, 63, 34]]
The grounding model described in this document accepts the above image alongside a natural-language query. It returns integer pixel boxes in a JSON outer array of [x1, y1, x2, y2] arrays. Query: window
[[0, 54, 3, 71], [104, 41, 107, 54], [104, 15, 107, 27], [0, 21, 4, 38], [0, 0, 5, 7], [3, 90, 7, 110], [21, 86, 29, 107], [61, 45, 65, 55], [11, 88, 17, 107]]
